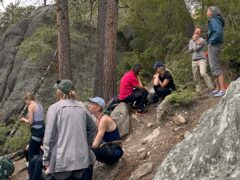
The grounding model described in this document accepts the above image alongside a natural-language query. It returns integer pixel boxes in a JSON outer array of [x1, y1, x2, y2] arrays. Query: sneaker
[[210, 89, 219, 95], [214, 90, 225, 97]]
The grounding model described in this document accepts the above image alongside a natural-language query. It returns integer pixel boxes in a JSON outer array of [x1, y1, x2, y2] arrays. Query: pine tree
[[56, 0, 72, 80], [94, 0, 118, 102]]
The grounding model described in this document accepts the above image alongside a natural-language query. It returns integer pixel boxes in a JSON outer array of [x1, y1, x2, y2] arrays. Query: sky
[[0, 0, 54, 12]]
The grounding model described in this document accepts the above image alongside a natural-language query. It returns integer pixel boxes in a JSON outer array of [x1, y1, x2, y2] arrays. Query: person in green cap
[[43, 79, 97, 180]]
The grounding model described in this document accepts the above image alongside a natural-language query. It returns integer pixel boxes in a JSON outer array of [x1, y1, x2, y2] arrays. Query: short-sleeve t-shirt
[[159, 70, 176, 90], [119, 70, 140, 100]]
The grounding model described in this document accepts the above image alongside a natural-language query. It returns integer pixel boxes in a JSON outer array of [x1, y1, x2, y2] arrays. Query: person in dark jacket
[[207, 6, 225, 97]]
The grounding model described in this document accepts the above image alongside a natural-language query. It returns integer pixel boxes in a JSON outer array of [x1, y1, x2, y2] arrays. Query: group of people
[[118, 62, 176, 114], [189, 6, 225, 96], [20, 62, 175, 179], [18, 5, 226, 180], [20, 80, 123, 180]]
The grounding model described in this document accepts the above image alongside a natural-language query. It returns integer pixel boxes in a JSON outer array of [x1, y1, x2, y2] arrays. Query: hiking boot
[[214, 90, 225, 97]]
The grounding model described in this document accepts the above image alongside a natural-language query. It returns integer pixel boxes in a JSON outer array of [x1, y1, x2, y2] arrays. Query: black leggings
[[28, 127, 44, 161], [154, 85, 172, 99], [121, 88, 148, 110], [29, 156, 43, 180], [92, 146, 123, 165]]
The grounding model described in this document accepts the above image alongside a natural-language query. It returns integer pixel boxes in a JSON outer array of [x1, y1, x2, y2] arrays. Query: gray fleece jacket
[[189, 37, 206, 61], [43, 99, 97, 173]]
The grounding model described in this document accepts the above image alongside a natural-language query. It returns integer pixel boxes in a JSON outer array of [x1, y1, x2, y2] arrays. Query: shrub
[[18, 25, 57, 62], [168, 88, 196, 106], [4, 124, 30, 154]]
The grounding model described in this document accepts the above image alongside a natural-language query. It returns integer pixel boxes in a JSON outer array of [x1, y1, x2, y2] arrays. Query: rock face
[[0, 6, 58, 123], [130, 162, 153, 180], [157, 95, 171, 121], [111, 103, 130, 137], [154, 80, 240, 180], [0, 6, 127, 123]]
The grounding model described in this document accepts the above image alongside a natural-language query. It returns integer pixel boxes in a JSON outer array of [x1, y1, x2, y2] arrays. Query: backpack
[[106, 96, 120, 112], [0, 157, 15, 180], [147, 93, 159, 104]]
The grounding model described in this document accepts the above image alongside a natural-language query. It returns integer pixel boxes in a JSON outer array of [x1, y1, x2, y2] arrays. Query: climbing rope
[[3, 50, 58, 153]]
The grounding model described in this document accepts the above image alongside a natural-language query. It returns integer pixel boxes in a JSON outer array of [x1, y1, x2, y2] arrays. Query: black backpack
[[106, 96, 120, 112], [147, 93, 159, 104], [0, 157, 15, 180]]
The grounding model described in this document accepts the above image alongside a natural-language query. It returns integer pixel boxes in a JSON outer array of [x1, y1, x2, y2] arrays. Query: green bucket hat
[[54, 79, 74, 95]]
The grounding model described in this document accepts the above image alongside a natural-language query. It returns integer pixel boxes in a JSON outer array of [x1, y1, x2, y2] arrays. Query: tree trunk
[[56, 0, 72, 80], [44, 0, 47, 6], [94, 0, 118, 102]]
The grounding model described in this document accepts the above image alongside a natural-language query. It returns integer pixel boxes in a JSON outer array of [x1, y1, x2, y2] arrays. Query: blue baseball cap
[[88, 97, 106, 110], [153, 61, 165, 70]]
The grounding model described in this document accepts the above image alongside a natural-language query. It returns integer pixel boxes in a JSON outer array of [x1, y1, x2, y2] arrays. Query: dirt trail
[[11, 93, 219, 180]]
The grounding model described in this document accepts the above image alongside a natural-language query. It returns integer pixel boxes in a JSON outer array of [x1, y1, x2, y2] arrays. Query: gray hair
[[208, 6, 221, 17]]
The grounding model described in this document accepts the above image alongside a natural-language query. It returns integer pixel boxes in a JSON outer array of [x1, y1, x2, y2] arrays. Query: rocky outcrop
[[130, 162, 153, 180], [111, 103, 130, 137], [0, 6, 98, 123], [154, 79, 240, 180], [157, 95, 171, 121]]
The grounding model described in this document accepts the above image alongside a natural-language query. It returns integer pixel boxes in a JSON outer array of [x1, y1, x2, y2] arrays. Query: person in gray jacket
[[43, 79, 97, 180], [189, 28, 214, 92]]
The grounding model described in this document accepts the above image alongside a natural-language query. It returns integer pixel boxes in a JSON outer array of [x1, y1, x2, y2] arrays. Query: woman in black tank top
[[88, 97, 124, 165]]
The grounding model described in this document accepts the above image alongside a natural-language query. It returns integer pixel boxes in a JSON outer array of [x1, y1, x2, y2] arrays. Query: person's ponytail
[[69, 90, 76, 99]]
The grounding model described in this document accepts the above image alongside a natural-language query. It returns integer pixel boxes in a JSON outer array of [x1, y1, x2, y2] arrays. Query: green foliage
[[18, 25, 57, 62], [68, 0, 97, 30], [17, 0, 96, 62], [166, 53, 193, 88], [0, 124, 11, 146], [117, 0, 194, 87], [0, 3, 35, 34], [0, 117, 30, 155], [168, 88, 197, 106], [4, 124, 30, 154], [119, 0, 193, 51], [222, 30, 240, 64]]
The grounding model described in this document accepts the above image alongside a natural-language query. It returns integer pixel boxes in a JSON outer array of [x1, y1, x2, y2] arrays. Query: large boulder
[[154, 79, 240, 180], [111, 102, 130, 137]]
